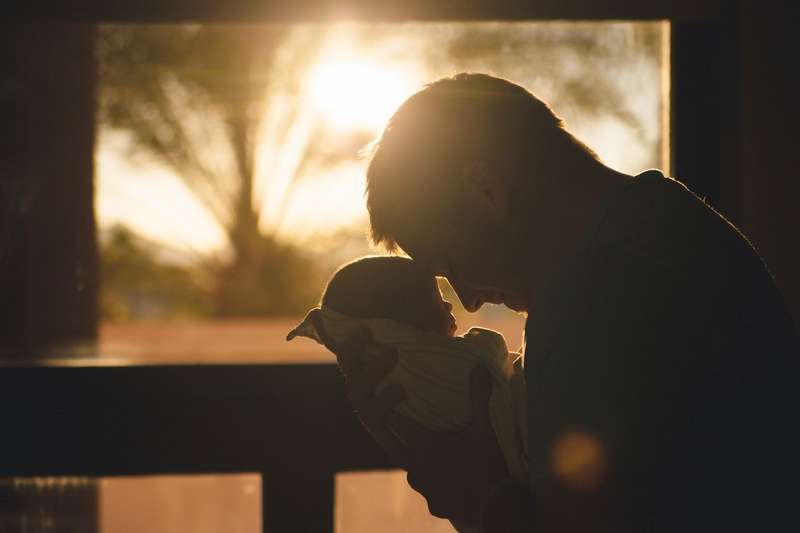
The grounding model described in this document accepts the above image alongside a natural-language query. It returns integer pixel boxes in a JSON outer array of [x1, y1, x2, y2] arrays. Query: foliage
[[431, 22, 665, 165], [211, 234, 323, 317], [100, 225, 212, 321], [98, 25, 281, 232], [96, 25, 336, 317]]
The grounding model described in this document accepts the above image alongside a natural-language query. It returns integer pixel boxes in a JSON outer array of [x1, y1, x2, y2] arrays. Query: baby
[[287, 256, 528, 488], [316, 254, 459, 337]]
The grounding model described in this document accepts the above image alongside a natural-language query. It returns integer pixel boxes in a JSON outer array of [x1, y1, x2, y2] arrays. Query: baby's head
[[322, 256, 457, 336]]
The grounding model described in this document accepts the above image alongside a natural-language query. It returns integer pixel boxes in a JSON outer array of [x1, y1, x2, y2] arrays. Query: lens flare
[[552, 430, 607, 490]]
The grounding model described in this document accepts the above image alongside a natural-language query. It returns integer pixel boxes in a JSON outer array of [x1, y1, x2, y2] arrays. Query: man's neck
[[519, 162, 630, 297]]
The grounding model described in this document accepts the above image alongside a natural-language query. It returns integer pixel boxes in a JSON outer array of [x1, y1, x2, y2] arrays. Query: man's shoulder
[[593, 170, 737, 249], [528, 169, 796, 353], [590, 170, 772, 290]]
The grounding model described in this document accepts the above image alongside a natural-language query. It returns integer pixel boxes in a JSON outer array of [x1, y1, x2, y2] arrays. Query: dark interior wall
[[0, 24, 98, 358], [734, 3, 800, 327], [671, 22, 723, 207]]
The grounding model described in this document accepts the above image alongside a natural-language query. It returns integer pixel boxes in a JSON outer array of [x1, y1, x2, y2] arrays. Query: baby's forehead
[[370, 266, 435, 292], [331, 256, 441, 308], [358, 265, 438, 305]]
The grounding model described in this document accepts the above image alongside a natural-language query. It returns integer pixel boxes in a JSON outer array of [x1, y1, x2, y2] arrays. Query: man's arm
[[524, 214, 724, 532], [480, 478, 531, 532]]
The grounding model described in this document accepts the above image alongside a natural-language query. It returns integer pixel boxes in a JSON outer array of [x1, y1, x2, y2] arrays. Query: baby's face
[[414, 278, 458, 337]]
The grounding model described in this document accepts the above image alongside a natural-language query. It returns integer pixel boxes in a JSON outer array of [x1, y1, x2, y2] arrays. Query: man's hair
[[365, 73, 598, 252], [322, 256, 433, 326]]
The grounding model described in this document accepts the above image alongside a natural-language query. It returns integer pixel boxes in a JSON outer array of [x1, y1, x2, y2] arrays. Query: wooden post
[[262, 470, 335, 532], [0, 23, 99, 358], [0, 22, 99, 533]]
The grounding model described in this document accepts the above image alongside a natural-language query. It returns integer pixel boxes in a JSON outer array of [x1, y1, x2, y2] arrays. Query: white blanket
[[287, 307, 528, 484]]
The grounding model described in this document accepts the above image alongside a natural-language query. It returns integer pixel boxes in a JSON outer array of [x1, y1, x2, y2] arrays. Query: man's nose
[[443, 300, 453, 312], [461, 295, 484, 312]]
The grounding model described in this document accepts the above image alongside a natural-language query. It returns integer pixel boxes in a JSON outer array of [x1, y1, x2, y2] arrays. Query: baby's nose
[[444, 300, 453, 312]]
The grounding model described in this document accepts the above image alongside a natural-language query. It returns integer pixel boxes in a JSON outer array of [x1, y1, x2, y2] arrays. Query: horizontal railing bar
[[0, 363, 391, 477]]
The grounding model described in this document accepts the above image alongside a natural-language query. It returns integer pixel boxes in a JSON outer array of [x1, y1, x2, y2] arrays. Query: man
[[334, 74, 798, 532]]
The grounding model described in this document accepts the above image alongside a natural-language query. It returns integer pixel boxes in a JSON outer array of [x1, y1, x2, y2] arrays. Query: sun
[[307, 55, 420, 133]]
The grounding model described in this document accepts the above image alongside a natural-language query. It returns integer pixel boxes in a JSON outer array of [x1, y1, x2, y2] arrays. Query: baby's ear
[[460, 160, 510, 222]]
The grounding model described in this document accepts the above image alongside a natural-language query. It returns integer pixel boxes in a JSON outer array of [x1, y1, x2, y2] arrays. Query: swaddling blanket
[[287, 307, 528, 482]]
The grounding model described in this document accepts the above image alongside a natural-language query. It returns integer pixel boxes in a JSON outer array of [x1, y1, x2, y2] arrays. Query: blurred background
[[88, 20, 667, 533]]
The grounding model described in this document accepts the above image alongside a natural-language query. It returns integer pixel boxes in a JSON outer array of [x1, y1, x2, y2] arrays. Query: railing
[[0, 362, 390, 532]]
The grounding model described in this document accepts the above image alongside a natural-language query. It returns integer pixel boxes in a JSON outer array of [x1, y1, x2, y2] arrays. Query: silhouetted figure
[[333, 74, 798, 532]]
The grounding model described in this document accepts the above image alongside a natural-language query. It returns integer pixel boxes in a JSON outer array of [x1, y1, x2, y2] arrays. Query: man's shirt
[[524, 170, 798, 531]]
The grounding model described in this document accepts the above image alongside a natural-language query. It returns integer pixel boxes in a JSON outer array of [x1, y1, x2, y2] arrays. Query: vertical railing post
[[261, 469, 335, 533]]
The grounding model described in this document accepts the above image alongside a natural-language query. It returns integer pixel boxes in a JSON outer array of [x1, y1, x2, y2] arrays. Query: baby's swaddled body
[[287, 256, 528, 532], [289, 307, 528, 483]]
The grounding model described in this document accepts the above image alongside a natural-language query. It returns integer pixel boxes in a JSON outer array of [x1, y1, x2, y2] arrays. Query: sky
[[95, 21, 668, 257]]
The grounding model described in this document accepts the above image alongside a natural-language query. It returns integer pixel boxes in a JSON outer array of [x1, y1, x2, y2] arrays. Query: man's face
[[399, 223, 530, 313]]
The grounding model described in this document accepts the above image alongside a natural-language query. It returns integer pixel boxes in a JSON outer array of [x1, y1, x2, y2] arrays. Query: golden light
[[307, 56, 420, 132], [552, 430, 607, 490]]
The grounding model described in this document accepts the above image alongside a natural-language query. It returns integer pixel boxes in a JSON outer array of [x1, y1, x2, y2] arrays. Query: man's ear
[[459, 160, 510, 221]]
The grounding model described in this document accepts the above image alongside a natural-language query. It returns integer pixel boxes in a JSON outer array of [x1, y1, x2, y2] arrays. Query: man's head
[[322, 256, 457, 336], [365, 73, 603, 312]]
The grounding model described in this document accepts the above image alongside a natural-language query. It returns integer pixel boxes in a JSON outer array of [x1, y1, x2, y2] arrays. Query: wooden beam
[[0, 363, 389, 477], [9, 0, 721, 24]]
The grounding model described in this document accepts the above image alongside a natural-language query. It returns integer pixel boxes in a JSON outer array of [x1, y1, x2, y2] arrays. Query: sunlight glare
[[307, 56, 420, 132]]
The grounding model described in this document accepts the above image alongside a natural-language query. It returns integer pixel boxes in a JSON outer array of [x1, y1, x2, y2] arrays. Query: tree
[[96, 24, 354, 316]]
